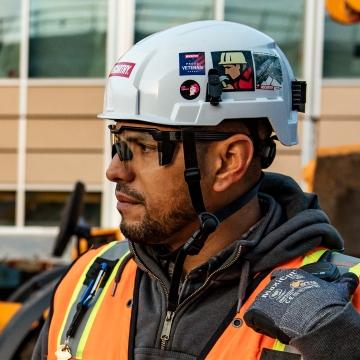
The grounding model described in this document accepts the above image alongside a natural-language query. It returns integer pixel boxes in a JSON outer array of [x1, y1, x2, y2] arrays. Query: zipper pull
[[160, 311, 175, 350]]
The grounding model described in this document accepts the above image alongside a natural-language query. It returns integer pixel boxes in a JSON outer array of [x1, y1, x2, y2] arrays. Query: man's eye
[[137, 142, 157, 153]]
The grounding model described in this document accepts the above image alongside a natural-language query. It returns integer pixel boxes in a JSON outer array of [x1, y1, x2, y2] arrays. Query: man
[[33, 21, 360, 360]]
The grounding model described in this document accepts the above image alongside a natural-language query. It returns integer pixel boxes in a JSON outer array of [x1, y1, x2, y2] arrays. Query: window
[[0, 0, 21, 78], [25, 191, 101, 226], [29, 0, 107, 77], [224, 0, 304, 77], [135, 0, 214, 43], [0, 192, 16, 225], [323, 15, 360, 78]]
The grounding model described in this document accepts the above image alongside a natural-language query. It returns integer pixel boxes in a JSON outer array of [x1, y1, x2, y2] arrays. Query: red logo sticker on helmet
[[180, 80, 200, 100], [109, 62, 136, 78], [211, 51, 255, 91]]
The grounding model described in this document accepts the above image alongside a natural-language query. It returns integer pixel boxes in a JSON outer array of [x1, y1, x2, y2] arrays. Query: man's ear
[[213, 134, 254, 192]]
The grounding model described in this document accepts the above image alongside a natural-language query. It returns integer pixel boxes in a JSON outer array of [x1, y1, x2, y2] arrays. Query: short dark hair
[[196, 117, 273, 158], [215, 117, 273, 140]]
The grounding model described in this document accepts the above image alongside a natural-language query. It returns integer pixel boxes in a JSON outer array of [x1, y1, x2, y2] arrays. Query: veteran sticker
[[179, 52, 205, 75], [211, 51, 255, 91], [109, 62, 136, 78], [180, 80, 200, 100], [254, 53, 283, 90]]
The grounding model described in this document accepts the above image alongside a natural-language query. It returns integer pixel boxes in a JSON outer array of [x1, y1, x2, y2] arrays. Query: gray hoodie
[[32, 173, 360, 360]]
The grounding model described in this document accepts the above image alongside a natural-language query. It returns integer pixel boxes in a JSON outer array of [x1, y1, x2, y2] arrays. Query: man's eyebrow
[[123, 134, 154, 143]]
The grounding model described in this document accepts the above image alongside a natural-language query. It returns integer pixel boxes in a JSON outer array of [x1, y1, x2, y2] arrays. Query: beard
[[117, 183, 196, 245]]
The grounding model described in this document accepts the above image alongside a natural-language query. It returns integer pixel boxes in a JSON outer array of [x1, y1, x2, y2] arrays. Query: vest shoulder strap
[[52, 240, 132, 359], [325, 251, 360, 276], [304, 249, 360, 278]]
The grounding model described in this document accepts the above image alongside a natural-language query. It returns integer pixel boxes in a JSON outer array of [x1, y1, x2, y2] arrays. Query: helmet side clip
[[292, 80, 307, 113], [206, 68, 223, 106]]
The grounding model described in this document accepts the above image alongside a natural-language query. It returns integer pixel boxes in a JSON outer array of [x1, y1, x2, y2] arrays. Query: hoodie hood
[[243, 172, 344, 273]]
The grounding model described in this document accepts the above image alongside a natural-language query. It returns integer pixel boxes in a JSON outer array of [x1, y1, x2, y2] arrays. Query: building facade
[[0, 0, 359, 244]]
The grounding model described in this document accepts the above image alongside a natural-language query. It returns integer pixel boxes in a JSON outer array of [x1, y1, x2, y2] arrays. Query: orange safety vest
[[47, 242, 360, 360]]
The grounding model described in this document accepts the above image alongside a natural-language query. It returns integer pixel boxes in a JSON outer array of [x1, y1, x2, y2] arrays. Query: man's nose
[[106, 154, 135, 183]]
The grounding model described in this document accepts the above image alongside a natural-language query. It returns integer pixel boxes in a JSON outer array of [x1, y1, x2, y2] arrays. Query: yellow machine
[[326, 0, 360, 24], [304, 145, 360, 258]]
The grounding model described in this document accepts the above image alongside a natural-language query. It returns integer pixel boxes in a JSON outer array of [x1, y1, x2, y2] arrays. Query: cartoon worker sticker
[[253, 53, 283, 90], [211, 51, 255, 91]]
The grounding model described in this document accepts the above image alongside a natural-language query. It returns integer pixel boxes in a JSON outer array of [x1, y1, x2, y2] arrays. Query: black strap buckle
[[301, 262, 340, 281], [183, 212, 219, 255], [184, 167, 201, 183]]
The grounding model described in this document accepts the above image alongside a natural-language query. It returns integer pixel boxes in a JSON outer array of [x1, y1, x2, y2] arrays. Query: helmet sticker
[[211, 51, 255, 91], [109, 62, 136, 78], [179, 52, 205, 76], [180, 80, 200, 100], [254, 53, 283, 90]]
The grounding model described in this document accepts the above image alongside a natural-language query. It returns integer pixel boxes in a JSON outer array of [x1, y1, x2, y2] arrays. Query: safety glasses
[[109, 124, 239, 166]]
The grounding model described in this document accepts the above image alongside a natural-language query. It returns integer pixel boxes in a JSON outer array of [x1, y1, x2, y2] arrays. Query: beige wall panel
[[26, 153, 104, 184], [0, 120, 18, 148], [318, 119, 360, 147], [28, 86, 104, 116], [0, 153, 17, 182], [27, 119, 104, 150], [321, 86, 360, 116], [267, 152, 302, 184], [0, 87, 19, 115]]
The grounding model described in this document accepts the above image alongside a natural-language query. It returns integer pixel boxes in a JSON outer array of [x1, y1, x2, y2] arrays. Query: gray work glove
[[244, 268, 359, 344]]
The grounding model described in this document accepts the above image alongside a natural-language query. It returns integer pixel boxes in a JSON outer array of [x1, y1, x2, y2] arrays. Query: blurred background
[[0, 0, 359, 255]]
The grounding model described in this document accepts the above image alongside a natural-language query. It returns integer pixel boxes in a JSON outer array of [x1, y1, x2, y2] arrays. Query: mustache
[[115, 183, 146, 204]]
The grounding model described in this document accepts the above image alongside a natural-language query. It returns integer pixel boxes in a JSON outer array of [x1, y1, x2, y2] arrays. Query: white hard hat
[[99, 20, 305, 146]]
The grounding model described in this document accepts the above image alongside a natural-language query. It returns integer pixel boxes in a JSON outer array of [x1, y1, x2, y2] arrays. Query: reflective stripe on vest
[[301, 248, 327, 266], [350, 263, 360, 277]]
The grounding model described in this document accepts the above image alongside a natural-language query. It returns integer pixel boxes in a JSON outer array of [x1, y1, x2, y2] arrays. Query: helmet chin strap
[[166, 129, 263, 313]]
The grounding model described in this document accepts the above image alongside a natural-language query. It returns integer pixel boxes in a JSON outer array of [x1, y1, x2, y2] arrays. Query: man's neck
[[168, 196, 262, 273]]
